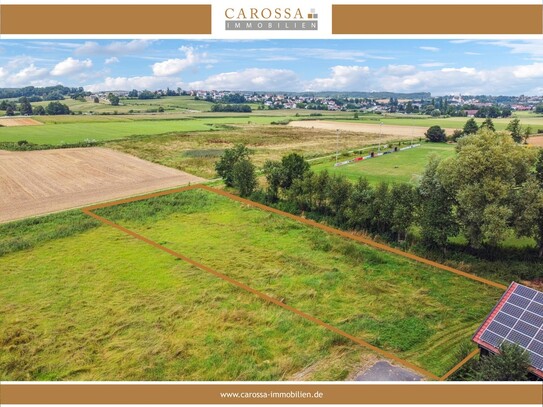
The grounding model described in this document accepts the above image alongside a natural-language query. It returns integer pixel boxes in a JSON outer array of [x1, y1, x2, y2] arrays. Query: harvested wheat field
[[289, 120, 455, 138], [0, 117, 43, 127], [0, 148, 204, 223], [529, 136, 543, 147]]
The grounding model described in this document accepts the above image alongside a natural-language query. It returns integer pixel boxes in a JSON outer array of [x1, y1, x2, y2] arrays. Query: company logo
[[224, 7, 318, 31]]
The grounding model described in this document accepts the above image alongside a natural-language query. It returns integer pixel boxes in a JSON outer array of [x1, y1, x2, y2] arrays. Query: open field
[[0, 117, 43, 127], [92, 188, 504, 377], [312, 143, 456, 184], [0, 148, 203, 223], [107, 125, 416, 179], [0, 215, 370, 380], [337, 113, 543, 132], [289, 120, 455, 138], [29, 96, 216, 114]]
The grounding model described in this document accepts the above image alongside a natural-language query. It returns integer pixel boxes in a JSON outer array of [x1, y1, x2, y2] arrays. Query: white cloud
[[50, 57, 92, 76], [11, 64, 48, 85], [305, 65, 370, 91], [513, 63, 543, 79], [0, 67, 7, 78], [420, 62, 448, 68], [465, 52, 482, 56], [189, 68, 299, 91], [105, 57, 119, 65], [483, 40, 543, 58], [85, 76, 181, 92], [257, 56, 299, 62], [74, 40, 154, 56], [420, 46, 440, 52], [152, 46, 199, 76]]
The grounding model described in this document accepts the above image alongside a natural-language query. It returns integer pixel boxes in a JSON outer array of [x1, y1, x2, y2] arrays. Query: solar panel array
[[479, 284, 543, 372]]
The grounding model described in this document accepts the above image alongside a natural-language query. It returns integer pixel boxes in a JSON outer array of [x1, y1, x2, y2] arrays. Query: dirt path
[[0, 147, 204, 223], [288, 120, 455, 137]]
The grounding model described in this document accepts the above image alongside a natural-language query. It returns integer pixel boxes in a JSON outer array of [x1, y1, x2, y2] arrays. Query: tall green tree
[[232, 159, 257, 198], [346, 177, 374, 231], [480, 117, 495, 132], [107, 93, 120, 106], [438, 130, 536, 248], [215, 144, 251, 187], [506, 118, 523, 143], [18, 97, 33, 115], [463, 118, 479, 135], [390, 183, 417, 242], [279, 153, 310, 190], [262, 160, 283, 202], [425, 125, 446, 142], [418, 156, 458, 251]]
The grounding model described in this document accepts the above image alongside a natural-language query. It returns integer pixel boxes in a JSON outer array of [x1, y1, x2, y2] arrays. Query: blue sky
[[0, 39, 542, 95]]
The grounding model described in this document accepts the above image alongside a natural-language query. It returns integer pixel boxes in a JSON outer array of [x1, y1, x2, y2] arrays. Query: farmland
[[91, 188, 504, 378], [0, 148, 203, 223], [311, 143, 456, 185], [0, 212, 368, 380], [105, 124, 419, 179]]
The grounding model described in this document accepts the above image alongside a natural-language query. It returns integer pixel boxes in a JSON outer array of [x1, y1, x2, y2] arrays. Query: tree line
[[0, 98, 71, 116], [216, 130, 543, 271]]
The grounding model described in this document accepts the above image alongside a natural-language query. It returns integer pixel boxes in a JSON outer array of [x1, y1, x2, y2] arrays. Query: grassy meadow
[[311, 143, 456, 185], [0, 212, 370, 381], [95, 188, 504, 377]]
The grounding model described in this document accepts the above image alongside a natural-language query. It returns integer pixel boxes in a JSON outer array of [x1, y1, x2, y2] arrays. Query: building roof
[[473, 282, 543, 379]]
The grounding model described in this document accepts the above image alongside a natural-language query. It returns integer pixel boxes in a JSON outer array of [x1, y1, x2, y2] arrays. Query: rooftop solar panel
[[494, 312, 517, 328], [513, 285, 537, 300], [508, 294, 531, 308], [524, 311, 543, 327], [534, 292, 543, 305], [473, 282, 543, 378]]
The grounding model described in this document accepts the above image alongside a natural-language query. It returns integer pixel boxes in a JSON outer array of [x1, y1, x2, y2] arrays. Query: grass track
[[312, 143, 455, 184], [95, 189, 504, 377]]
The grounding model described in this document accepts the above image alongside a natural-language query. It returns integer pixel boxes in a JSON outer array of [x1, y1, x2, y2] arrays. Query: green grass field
[[0, 116, 282, 144], [29, 96, 215, 114], [94, 189, 504, 377], [312, 143, 456, 184], [0, 212, 368, 381]]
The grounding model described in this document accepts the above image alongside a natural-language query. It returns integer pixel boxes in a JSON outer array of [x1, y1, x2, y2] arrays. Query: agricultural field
[[106, 125, 417, 179], [0, 211, 368, 381], [312, 143, 456, 185], [29, 96, 216, 114], [0, 148, 203, 223], [90, 188, 504, 378], [335, 112, 543, 132]]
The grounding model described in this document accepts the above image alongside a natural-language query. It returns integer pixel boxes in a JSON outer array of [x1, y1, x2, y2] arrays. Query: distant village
[[96, 88, 543, 117]]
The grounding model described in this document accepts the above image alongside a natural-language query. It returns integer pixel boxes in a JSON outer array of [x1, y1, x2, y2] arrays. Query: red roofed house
[[473, 282, 543, 379]]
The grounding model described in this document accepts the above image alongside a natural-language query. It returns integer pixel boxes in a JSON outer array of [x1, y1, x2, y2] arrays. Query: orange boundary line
[[82, 184, 506, 381], [439, 348, 479, 381]]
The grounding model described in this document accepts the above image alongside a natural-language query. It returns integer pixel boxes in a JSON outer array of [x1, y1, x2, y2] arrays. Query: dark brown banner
[[1, 383, 542, 404], [332, 5, 543, 34], [0, 5, 212, 34]]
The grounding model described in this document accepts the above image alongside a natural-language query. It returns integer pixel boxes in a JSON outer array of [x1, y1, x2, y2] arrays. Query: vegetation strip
[[83, 185, 507, 379]]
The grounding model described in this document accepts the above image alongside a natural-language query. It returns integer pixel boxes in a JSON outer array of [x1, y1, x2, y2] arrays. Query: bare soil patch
[[528, 135, 543, 147], [0, 147, 204, 223], [0, 117, 43, 127], [289, 120, 455, 137]]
